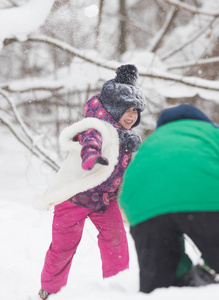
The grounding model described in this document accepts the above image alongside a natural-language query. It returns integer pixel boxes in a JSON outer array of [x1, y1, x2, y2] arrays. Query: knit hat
[[99, 64, 146, 128], [157, 104, 215, 128]]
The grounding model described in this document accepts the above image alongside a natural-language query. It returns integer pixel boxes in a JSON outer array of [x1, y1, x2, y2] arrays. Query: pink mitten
[[82, 152, 99, 170], [82, 152, 108, 170]]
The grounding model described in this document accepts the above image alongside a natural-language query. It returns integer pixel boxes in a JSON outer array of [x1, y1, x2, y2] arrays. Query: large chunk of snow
[[0, 0, 55, 47]]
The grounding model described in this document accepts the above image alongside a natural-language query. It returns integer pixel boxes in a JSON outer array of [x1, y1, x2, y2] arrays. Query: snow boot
[[175, 264, 218, 287], [38, 288, 51, 299]]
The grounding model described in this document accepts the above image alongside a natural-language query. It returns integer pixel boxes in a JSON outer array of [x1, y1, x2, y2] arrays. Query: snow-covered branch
[[140, 68, 219, 104], [138, 67, 219, 93], [26, 35, 219, 94], [167, 56, 219, 70], [0, 0, 55, 47], [1, 82, 64, 93], [163, 0, 219, 17], [27, 35, 118, 71], [5, 35, 219, 102]]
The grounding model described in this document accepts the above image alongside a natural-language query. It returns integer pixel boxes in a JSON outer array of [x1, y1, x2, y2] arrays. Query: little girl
[[34, 64, 146, 299]]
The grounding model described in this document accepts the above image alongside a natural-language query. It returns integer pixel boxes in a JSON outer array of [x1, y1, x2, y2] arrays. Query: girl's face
[[119, 107, 138, 130]]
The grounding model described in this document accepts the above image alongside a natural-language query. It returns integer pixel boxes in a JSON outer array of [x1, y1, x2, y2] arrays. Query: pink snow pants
[[41, 199, 129, 293]]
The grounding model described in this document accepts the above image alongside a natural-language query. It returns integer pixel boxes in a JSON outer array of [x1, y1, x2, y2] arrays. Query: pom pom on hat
[[99, 64, 146, 128], [115, 64, 138, 85]]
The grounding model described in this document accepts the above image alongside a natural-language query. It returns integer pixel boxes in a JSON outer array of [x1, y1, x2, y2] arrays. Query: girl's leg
[[89, 199, 129, 278], [41, 201, 89, 293]]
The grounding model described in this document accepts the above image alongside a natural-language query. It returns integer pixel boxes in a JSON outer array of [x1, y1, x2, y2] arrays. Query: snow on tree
[[0, 0, 55, 48]]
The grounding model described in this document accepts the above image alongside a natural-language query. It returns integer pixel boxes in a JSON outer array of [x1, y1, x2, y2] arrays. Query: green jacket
[[120, 120, 219, 227]]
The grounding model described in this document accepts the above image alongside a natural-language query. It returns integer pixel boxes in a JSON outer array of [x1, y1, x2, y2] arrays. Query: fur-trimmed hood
[[33, 118, 120, 210]]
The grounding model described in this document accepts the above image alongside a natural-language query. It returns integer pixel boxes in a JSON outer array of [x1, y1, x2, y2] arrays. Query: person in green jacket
[[120, 104, 219, 293]]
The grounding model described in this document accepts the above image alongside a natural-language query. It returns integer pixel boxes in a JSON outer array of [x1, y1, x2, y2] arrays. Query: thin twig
[[163, 0, 219, 17], [0, 89, 59, 171], [0, 116, 58, 172]]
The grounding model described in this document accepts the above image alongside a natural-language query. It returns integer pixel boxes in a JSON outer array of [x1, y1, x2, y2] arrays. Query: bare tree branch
[[148, 7, 178, 52], [163, 0, 219, 17], [161, 17, 216, 60], [0, 115, 58, 172], [6, 0, 18, 7]]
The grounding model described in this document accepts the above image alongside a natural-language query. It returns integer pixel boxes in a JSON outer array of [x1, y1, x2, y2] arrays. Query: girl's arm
[[79, 128, 108, 170]]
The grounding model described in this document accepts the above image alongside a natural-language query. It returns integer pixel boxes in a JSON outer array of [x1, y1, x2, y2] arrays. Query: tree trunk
[[118, 0, 127, 56]]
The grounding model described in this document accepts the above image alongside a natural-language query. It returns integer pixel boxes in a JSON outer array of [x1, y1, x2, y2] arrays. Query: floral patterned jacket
[[33, 95, 141, 212], [68, 95, 132, 213]]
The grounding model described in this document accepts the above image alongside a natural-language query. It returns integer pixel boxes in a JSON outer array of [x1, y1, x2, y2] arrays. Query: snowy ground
[[1, 127, 219, 300]]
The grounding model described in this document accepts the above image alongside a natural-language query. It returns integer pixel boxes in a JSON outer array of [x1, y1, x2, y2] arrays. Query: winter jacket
[[69, 125, 132, 213], [34, 95, 140, 211], [120, 104, 219, 226]]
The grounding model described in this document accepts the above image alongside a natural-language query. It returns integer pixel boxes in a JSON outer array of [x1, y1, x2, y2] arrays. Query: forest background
[[0, 0, 219, 171]]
